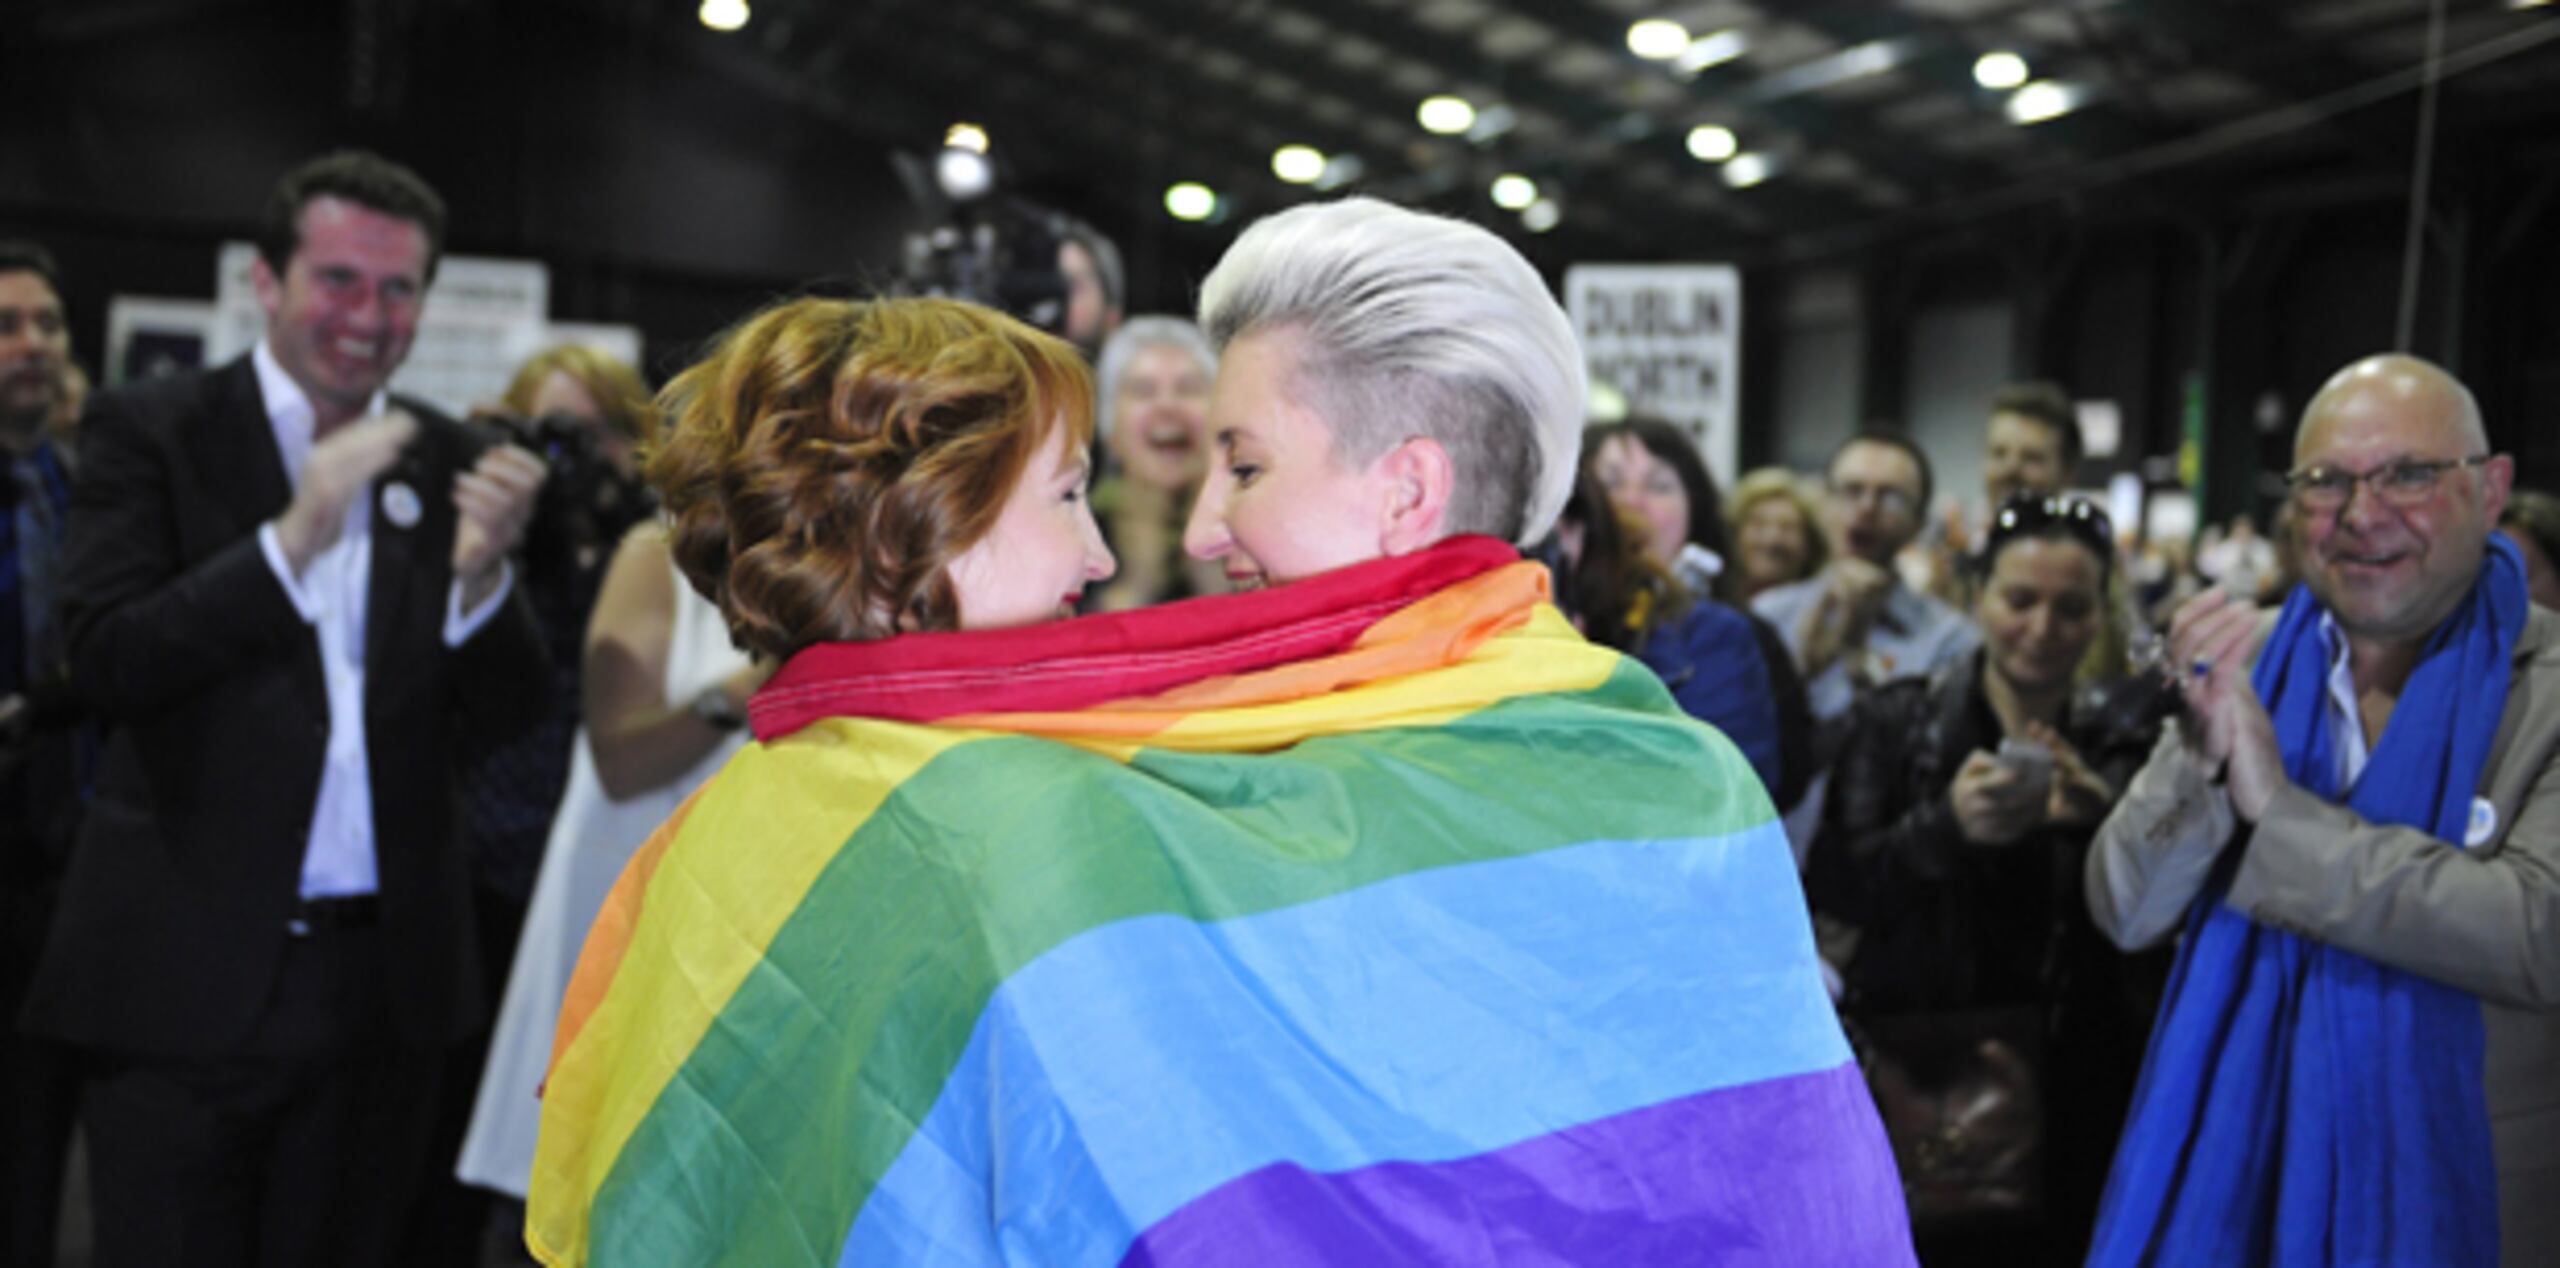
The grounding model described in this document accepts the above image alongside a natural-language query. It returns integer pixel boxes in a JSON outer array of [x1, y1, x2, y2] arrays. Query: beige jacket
[[2086, 605, 2560, 1266]]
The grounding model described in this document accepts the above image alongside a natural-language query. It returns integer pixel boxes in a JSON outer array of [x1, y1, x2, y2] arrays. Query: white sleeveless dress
[[455, 561, 751, 1197]]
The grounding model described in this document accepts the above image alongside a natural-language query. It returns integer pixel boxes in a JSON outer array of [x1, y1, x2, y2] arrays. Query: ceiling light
[[1522, 199, 1562, 234], [1723, 153, 1772, 188], [933, 147, 992, 201], [1676, 29, 1750, 74], [943, 123, 988, 154], [1747, 37, 1908, 100], [1685, 124, 1738, 162], [1973, 51, 2029, 90], [1272, 145, 1327, 184], [1465, 103, 1518, 143], [1315, 153, 1365, 191], [1628, 19, 1690, 60], [698, 0, 748, 32], [1417, 95, 1477, 135], [1491, 174, 1538, 210], [1836, 40, 1901, 78], [2006, 80, 2081, 125], [2507, 0, 2551, 10], [1164, 182, 1218, 222]]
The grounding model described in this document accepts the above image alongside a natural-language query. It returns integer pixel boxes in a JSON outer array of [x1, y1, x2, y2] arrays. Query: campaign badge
[[382, 481, 423, 530]]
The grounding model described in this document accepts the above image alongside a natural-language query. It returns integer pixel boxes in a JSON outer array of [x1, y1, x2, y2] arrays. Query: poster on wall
[[1564, 263, 1742, 485], [206, 243, 642, 417], [104, 297, 217, 387]]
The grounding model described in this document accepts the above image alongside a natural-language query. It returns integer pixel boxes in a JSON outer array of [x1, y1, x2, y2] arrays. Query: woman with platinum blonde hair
[[1167, 196, 1915, 1262], [1183, 196, 1587, 586], [1087, 315, 1226, 610]]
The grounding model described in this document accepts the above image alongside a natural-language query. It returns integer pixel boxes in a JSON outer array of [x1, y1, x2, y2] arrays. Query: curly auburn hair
[[648, 296, 1095, 660]]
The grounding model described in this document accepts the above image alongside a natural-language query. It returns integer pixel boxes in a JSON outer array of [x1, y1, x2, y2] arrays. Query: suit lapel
[[193, 359, 296, 529], [364, 424, 434, 701], [191, 359, 330, 719]]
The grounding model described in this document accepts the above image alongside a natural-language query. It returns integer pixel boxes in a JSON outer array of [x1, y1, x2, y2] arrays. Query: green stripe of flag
[[589, 661, 1770, 1267]]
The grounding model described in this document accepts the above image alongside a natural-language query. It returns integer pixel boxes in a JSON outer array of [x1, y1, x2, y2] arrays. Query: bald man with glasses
[[2084, 354, 2560, 1266]]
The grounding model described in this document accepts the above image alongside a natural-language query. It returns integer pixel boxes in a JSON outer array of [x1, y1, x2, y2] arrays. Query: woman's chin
[[1997, 657, 2079, 694]]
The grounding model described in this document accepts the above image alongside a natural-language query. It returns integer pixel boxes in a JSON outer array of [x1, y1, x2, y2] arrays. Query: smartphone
[[1995, 737, 2055, 791]]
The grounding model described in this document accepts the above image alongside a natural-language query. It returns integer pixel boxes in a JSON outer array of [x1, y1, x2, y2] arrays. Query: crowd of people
[[2, 147, 2555, 1267]]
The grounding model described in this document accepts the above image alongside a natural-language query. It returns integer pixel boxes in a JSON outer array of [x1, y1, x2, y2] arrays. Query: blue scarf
[[2088, 536, 2523, 1267]]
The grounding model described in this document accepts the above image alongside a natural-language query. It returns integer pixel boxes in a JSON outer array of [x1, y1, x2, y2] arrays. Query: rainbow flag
[[528, 538, 1911, 1266]]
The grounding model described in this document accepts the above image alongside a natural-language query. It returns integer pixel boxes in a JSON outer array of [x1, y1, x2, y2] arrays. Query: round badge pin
[[382, 481, 423, 530], [2465, 797, 2498, 849]]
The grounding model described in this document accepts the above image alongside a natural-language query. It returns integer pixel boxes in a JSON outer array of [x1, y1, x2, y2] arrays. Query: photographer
[[458, 345, 658, 953], [895, 156, 1122, 361]]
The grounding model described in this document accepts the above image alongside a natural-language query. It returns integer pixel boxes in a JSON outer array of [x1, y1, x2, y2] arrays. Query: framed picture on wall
[[105, 296, 216, 387]]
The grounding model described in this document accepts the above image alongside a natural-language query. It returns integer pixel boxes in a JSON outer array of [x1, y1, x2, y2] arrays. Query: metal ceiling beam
[[853, 0, 1328, 213], [2125, 0, 2419, 171], [26, 0, 260, 44], [1052, 0, 1692, 250], [1173, 0, 1844, 238], [1775, 3, 2163, 173], [1532, 0, 2014, 202], [555, 0, 1202, 247]]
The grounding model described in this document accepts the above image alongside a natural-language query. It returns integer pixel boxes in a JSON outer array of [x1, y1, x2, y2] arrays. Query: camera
[[887, 142, 1104, 337], [477, 411, 654, 581], [898, 198, 1072, 334]]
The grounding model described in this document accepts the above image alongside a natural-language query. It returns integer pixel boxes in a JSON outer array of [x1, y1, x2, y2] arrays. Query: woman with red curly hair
[[650, 296, 1115, 646]]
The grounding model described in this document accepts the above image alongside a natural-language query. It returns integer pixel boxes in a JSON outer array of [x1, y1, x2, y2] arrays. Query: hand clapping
[[2164, 587, 2288, 821], [272, 410, 419, 576], [453, 444, 549, 606], [1801, 558, 1895, 677]]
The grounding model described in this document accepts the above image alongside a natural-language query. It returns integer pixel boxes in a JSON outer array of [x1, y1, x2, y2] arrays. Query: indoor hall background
[[11, 0, 2560, 520], [8, 3, 2560, 1265]]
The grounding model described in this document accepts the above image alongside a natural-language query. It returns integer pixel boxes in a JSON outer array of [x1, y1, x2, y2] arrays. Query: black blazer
[[20, 356, 547, 1057]]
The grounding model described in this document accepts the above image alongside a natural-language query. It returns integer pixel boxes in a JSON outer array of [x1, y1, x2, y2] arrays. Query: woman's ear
[[1375, 436, 1456, 556]]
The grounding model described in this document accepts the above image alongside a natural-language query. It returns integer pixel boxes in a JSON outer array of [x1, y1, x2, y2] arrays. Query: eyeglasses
[[1986, 494, 2114, 563], [1829, 481, 1916, 517], [2284, 455, 2488, 513]]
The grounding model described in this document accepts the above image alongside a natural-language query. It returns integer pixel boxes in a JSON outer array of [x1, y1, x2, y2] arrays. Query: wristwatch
[[690, 684, 747, 731]]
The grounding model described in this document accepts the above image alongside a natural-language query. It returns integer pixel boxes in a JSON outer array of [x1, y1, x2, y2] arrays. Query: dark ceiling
[[12, 0, 2560, 492], [512, 0, 2560, 266], [14, 0, 2560, 302]]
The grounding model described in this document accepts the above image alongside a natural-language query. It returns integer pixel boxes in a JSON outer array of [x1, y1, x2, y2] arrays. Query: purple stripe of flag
[[1119, 1060, 1913, 1267]]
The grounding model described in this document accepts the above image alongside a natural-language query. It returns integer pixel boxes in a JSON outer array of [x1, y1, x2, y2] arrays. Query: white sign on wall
[[2077, 398, 2123, 459], [208, 243, 643, 416], [104, 296, 217, 386], [1564, 263, 1743, 486]]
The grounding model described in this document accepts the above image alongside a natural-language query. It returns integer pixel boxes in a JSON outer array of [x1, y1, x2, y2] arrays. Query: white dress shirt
[[247, 342, 512, 898], [1752, 573, 1980, 723], [2317, 611, 2372, 791]]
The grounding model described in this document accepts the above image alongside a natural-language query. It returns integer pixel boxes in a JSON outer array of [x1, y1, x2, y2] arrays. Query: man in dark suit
[[0, 240, 86, 1268], [20, 150, 550, 1267]]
